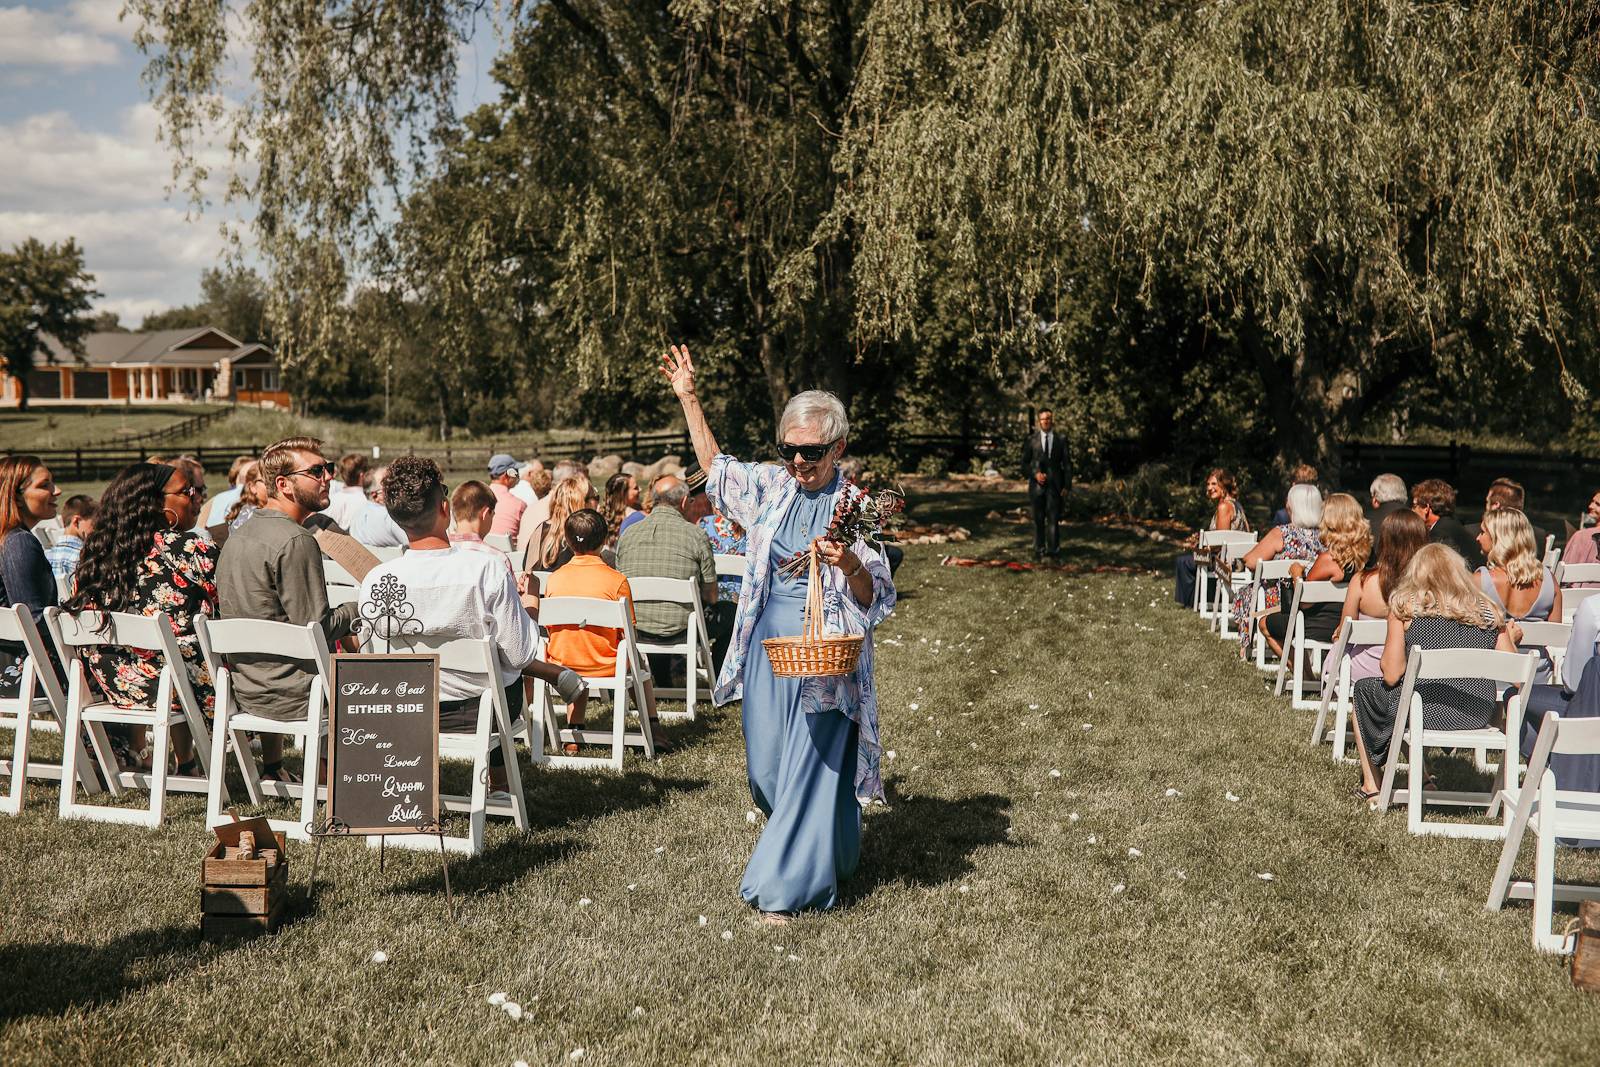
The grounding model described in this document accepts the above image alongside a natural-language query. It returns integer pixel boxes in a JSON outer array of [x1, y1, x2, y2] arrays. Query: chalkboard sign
[[328, 653, 440, 836]]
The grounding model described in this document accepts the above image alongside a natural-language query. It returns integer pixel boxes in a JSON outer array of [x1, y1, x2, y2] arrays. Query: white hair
[[1369, 473, 1407, 505], [777, 390, 849, 445], [1286, 483, 1324, 529]]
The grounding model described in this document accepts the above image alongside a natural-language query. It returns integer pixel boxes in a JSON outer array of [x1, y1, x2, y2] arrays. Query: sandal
[[174, 757, 202, 779], [562, 725, 585, 756], [1351, 785, 1379, 802], [648, 720, 673, 755], [261, 761, 301, 785]]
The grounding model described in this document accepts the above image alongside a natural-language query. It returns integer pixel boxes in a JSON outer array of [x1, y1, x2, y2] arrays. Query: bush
[[915, 454, 948, 478]]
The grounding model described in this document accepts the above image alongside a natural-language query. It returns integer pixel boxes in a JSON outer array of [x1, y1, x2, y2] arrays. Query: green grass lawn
[[0, 406, 233, 450], [5, 488, 1600, 1064]]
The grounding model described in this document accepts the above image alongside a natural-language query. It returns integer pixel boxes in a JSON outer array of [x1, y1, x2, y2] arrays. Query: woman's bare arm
[[660, 344, 720, 472], [1379, 614, 1408, 685]]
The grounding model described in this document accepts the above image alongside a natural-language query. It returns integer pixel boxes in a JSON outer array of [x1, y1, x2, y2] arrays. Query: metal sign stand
[[305, 578, 457, 921]]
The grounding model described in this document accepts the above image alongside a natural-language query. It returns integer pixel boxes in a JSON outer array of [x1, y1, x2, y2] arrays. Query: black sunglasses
[[288, 461, 337, 480], [777, 440, 837, 464]]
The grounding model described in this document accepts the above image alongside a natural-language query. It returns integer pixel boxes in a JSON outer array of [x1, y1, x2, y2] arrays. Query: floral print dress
[[80, 529, 220, 718], [698, 512, 747, 602], [1231, 524, 1324, 660]]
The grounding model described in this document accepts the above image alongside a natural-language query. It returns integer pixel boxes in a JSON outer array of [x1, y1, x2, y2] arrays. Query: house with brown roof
[[0, 327, 288, 409]]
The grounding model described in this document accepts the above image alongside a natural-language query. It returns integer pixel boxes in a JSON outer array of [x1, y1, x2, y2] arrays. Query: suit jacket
[[1021, 430, 1071, 497], [1428, 515, 1486, 570]]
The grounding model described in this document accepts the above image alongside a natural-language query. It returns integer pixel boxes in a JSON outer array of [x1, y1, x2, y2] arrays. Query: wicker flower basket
[[763, 546, 864, 678]]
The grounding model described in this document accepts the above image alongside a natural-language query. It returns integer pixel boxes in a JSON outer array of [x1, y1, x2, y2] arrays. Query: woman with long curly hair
[[1348, 543, 1522, 802], [1260, 492, 1371, 657], [0, 454, 61, 695], [535, 473, 598, 570], [1475, 508, 1560, 624], [62, 461, 220, 775], [600, 471, 641, 546]]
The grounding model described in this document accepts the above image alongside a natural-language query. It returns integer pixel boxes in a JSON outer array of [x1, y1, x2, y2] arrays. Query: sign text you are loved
[[328, 653, 441, 835]]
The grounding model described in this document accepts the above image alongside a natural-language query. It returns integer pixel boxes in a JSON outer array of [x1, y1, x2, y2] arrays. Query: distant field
[[0, 406, 228, 450]]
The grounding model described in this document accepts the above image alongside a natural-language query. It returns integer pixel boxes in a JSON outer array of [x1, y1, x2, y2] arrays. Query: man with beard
[[217, 436, 360, 783]]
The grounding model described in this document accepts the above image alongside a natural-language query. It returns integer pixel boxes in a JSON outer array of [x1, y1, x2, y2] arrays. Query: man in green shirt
[[615, 475, 718, 686]]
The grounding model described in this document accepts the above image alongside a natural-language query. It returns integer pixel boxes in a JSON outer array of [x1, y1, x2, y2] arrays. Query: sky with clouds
[[0, 0, 503, 328]]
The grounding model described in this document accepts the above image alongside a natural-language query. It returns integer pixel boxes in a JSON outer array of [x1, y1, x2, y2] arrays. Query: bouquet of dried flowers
[[777, 481, 904, 578]]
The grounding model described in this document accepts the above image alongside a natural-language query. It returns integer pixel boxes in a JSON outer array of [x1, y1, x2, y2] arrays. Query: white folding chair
[[54, 573, 72, 601], [1247, 558, 1300, 671], [369, 545, 404, 562], [1373, 646, 1537, 839], [1556, 562, 1600, 588], [531, 596, 654, 772], [1273, 578, 1348, 709], [714, 553, 746, 582], [0, 604, 103, 814], [1309, 617, 1388, 762], [197, 618, 331, 843], [526, 570, 551, 595], [485, 532, 514, 554], [368, 633, 533, 857], [1542, 535, 1559, 570], [323, 559, 359, 587], [326, 584, 359, 609], [1486, 712, 1600, 952], [49, 608, 219, 827], [510, 535, 534, 574], [1208, 540, 1257, 639], [1517, 621, 1572, 686], [1563, 588, 1600, 623], [1194, 531, 1254, 619], [626, 576, 716, 722]]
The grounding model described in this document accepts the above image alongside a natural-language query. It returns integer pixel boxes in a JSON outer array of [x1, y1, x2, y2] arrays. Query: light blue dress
[[739, 476, 862, 912]]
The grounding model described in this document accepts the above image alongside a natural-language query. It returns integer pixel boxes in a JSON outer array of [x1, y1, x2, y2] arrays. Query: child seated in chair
[[545, 508, 665, 754]]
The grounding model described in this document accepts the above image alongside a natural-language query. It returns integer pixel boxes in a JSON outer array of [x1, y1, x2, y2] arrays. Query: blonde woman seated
[[1259, 492, 1371, 658], [1474, 508, 1561, 624], [1331, 508, 1429, 686], [1348, 544, 1524, 802]]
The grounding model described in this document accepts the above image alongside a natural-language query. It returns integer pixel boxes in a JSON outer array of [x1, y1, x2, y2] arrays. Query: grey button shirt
[[217, 508, 359, 722]]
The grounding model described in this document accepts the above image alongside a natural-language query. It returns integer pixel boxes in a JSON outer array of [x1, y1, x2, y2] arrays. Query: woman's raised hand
[[660, 344, 697, 401]]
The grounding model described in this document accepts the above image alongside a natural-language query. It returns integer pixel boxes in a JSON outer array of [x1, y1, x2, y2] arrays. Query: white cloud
[[0, 104, 251, 319], [0, 4, 123, 69], [66, 0, 129, 39]]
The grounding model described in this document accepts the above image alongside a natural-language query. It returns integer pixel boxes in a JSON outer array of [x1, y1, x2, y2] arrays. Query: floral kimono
[[706, 453, 897, 803]]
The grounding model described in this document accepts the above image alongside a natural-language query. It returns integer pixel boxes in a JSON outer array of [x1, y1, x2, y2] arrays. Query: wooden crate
[[201, 830, 289, 942], [1572, 901, 1600, 990]]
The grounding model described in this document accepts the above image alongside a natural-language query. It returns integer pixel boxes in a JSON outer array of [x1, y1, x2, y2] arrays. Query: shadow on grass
[[842, 782, 1013, 902], [391, 773, 712, 896], [0, 923, 223, 1022]]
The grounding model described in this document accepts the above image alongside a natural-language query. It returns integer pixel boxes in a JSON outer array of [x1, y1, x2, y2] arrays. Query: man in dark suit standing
[[1411, 478, 1485, 570], [1021, 409, 1070, 561]]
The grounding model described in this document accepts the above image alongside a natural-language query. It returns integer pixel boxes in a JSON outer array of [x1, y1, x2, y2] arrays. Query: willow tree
[[131, 0, 880, 433], [842, 0, 1600, 470]]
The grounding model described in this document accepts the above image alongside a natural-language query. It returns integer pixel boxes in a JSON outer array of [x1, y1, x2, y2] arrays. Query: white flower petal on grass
[[885, 750, 897, 761], [990, 669, 999, 675], [502, 1002, 523, 1020], [787, 954, 801, 962], [1068, 812, 1080, 822], [626, 883, 637, 892], [654, 845, 666, 854], [1029, 704, 1040, 710], [515, 1060, 530, 1067], [746, 810, 758, 824], [958, 884, 970, 894], [1257, 872, 1275, 882], [578, 897, 592, 906], [721, 930, 734, 941], [570, 1050, 586, 1062], [909, 702, 920, 710], [631, 1006, 645, 1018], [1175, 870, 1187, 881], [1049, 769, 1061, 778], [1111, 883, 1126, 895], [1165, 788, 1182, 797], [1081, 723, 1093, 731], [698, 915, 708, 926], [1128, 848, 1143, 858], [969, 741, 978, 750], [370, 951, 388, 963], [1087, 834, 1098, 845], [487, 992, 508, 1006], [1225, 791, 1241, 802]]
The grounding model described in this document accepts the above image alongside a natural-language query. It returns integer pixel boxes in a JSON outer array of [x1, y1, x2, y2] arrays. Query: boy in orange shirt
[[545, 508, 665, 753]]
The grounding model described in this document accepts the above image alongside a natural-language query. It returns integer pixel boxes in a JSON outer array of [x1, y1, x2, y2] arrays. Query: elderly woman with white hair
[[1229, 482, 1326, 661], [661, 344, 895, 922]]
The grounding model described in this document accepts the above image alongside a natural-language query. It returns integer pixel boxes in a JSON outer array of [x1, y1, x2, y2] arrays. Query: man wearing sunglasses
[[1021, 408, 1071, 562], [217, 436, 361, 783]]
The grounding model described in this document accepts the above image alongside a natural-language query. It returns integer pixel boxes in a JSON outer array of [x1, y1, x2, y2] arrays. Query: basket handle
[[804, 544, 823, 642]]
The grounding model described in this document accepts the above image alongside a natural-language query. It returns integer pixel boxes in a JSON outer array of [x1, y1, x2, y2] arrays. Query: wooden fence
[[86, 406, 232, 449]]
